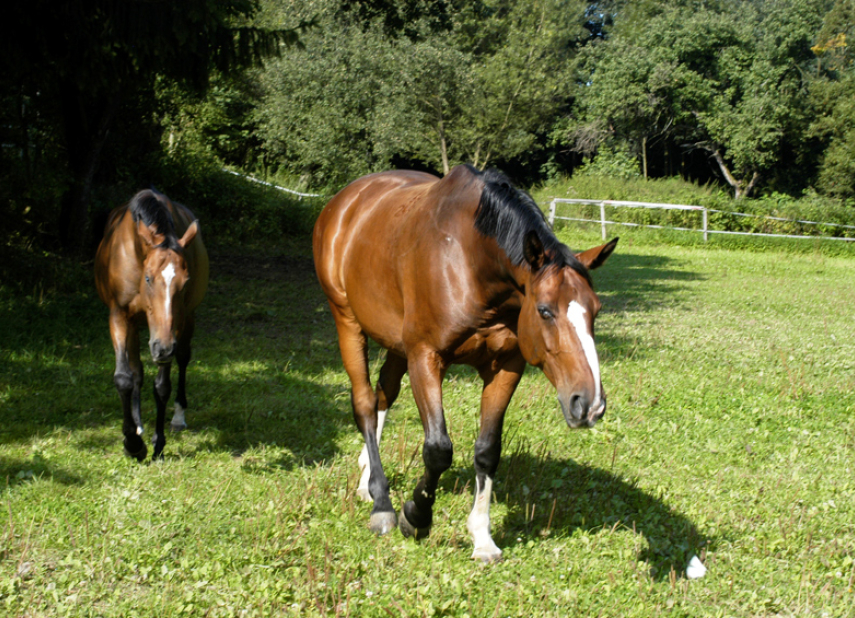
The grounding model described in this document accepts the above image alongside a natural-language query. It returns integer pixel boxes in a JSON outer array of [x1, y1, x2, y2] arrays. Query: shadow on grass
[[435, 447, 707, 582], [0, 455, 86, 489], [596, 250, 706, 314]]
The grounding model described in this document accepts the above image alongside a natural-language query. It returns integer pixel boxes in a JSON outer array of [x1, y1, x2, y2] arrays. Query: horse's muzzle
[[559, 392, 606, 428], [150, 339, 175, 364]]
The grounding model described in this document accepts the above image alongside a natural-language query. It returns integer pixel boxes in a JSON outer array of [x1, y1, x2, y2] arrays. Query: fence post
[[548, 199, 556, 227], [600, 201, 607, 240], [702, 208, 708, 243]]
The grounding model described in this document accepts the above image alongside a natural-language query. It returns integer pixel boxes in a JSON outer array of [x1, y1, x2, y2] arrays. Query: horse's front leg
[[152, 361, 172, 459], [171, 313, 195, 432], [400, 348, 452, 539], [110, 310, 147, 461], [468, 354, 525, 563]]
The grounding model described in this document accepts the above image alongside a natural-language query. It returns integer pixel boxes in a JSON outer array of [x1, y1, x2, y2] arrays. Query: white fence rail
[[547, 198, 855, 243], [223, 169, 325, 200]]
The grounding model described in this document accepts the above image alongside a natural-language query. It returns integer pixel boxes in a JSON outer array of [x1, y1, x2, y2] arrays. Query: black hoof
[[399, 505, 431, 540], [123, 440, 148, 462], [368, 510, 397, 535]]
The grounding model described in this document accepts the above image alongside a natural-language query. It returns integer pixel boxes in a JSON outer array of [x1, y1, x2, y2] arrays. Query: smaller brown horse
[[314, 164, 617, 562], [95, 189, 209, 460]]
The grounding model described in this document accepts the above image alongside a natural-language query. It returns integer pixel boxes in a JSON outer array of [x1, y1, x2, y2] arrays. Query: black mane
[[470, 165, 591, 284], [129, 189, 181, 251]]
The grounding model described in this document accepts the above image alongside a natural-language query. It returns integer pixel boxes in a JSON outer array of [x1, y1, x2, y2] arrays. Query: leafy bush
[[573, 146, 641, 181]]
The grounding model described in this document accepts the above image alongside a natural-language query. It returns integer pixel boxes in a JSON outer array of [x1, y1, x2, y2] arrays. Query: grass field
[[1, 229, 854, 617]]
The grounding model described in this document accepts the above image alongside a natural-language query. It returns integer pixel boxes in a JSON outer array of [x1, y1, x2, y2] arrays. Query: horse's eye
[[537, 306, 553, 320], [145, 275, 151, 285]]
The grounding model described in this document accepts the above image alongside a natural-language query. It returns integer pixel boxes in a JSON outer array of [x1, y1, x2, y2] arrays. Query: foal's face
[[518, 265, 606, 428], [140, 248, 190, 363]]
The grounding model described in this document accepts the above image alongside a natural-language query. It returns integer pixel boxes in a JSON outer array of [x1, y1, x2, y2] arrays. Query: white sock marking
[[171, 402, 186, 428], [467, 476, 501, 560], [357, 409, 387, 502], [567, 301, 601, 404]]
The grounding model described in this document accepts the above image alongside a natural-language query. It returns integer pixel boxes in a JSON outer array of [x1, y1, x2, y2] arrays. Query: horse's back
[[313, 166, 488, 352], [313, 170, 438, 297]]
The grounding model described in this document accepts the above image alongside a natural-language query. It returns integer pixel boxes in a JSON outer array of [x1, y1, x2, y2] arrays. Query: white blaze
[[162, 263, 176, 318], [566, 300, 601, 404]]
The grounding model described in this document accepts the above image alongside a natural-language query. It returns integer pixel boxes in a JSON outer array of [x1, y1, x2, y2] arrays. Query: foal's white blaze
[[566, 300, 601, 405], [162, 262, 176, 318], [467, 476, 501, 561], [357, 409, 387, 502]]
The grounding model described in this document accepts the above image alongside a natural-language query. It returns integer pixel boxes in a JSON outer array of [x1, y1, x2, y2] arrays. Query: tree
[[564, 0, 825, 198], [809, 0, 855, 198], [0, 0, 298, 254]]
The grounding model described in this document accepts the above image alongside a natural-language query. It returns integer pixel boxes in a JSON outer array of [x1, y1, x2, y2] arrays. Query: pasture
[[1, 230, 854, 617]]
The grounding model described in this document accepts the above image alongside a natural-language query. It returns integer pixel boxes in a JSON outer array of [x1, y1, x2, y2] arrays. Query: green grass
[[2, 231, 855, 617]]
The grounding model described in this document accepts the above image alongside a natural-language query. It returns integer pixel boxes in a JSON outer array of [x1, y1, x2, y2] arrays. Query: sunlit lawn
[[1, 231, 854, 617]]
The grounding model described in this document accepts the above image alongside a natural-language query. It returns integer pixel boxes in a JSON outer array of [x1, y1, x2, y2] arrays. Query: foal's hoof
[[123, 442, 148, 462], [398, 507, 431, 540], [368, 511, 397, 536]]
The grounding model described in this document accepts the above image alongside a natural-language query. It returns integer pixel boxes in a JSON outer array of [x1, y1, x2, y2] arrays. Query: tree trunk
[[58, 82, 121, 255], [642, 136, 648, 180], [708, 147, 759, 199]]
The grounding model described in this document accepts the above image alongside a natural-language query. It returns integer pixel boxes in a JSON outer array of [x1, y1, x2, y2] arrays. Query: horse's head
[[136, 220, 199, 364], [517, 232, 617, 428]]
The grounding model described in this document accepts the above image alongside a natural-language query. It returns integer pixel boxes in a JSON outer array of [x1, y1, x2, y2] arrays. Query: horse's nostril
[[569, 394, 589, 420]]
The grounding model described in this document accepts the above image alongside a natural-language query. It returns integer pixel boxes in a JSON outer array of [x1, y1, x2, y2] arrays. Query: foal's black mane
[[470, 165, 591, 285], [129, 189, 181, 251]]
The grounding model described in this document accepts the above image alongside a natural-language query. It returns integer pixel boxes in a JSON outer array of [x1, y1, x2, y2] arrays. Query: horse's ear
[[575, 237, 618, 270], [523, 231, 545, 271], [137, 221, 164, 248], [178, 220, 199, 248]]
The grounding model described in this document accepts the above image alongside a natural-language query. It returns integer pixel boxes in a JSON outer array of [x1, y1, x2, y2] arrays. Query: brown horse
[[313, 164, 617, 562], [95, 189, 209, 461]]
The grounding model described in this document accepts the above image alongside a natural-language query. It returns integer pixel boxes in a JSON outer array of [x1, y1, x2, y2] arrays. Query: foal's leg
[[171, 313, 195, 432], [331, 306, 397, 534], [399, 347, 451, 539], [357, 353, 407, 501], [152, 361, 172, 459], [468, 354, 525, 563], [110, 310, 146, 461]]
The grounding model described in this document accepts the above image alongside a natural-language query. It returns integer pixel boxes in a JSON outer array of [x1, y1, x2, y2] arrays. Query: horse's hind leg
[[357, 353, 408, 501], [110, 310, 146, 461], [171, 313, 195, 432], [331, 305, 397, 534]]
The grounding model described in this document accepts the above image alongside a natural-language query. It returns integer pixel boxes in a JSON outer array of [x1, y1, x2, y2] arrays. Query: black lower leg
[[117, 369, 146, 461], [152, 364, 171, 458], [403, 432, 453, 530]]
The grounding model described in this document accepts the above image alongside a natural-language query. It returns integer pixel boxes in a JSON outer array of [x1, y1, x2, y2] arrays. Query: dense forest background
[[1, 0, 853, 255]]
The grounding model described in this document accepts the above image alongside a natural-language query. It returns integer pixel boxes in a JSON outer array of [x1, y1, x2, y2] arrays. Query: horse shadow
[[439, 449, 707, 581]]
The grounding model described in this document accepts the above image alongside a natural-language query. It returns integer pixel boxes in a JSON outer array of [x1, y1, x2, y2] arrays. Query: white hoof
[[471, 545, 503, 563], [170, 403, 187, 432]]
